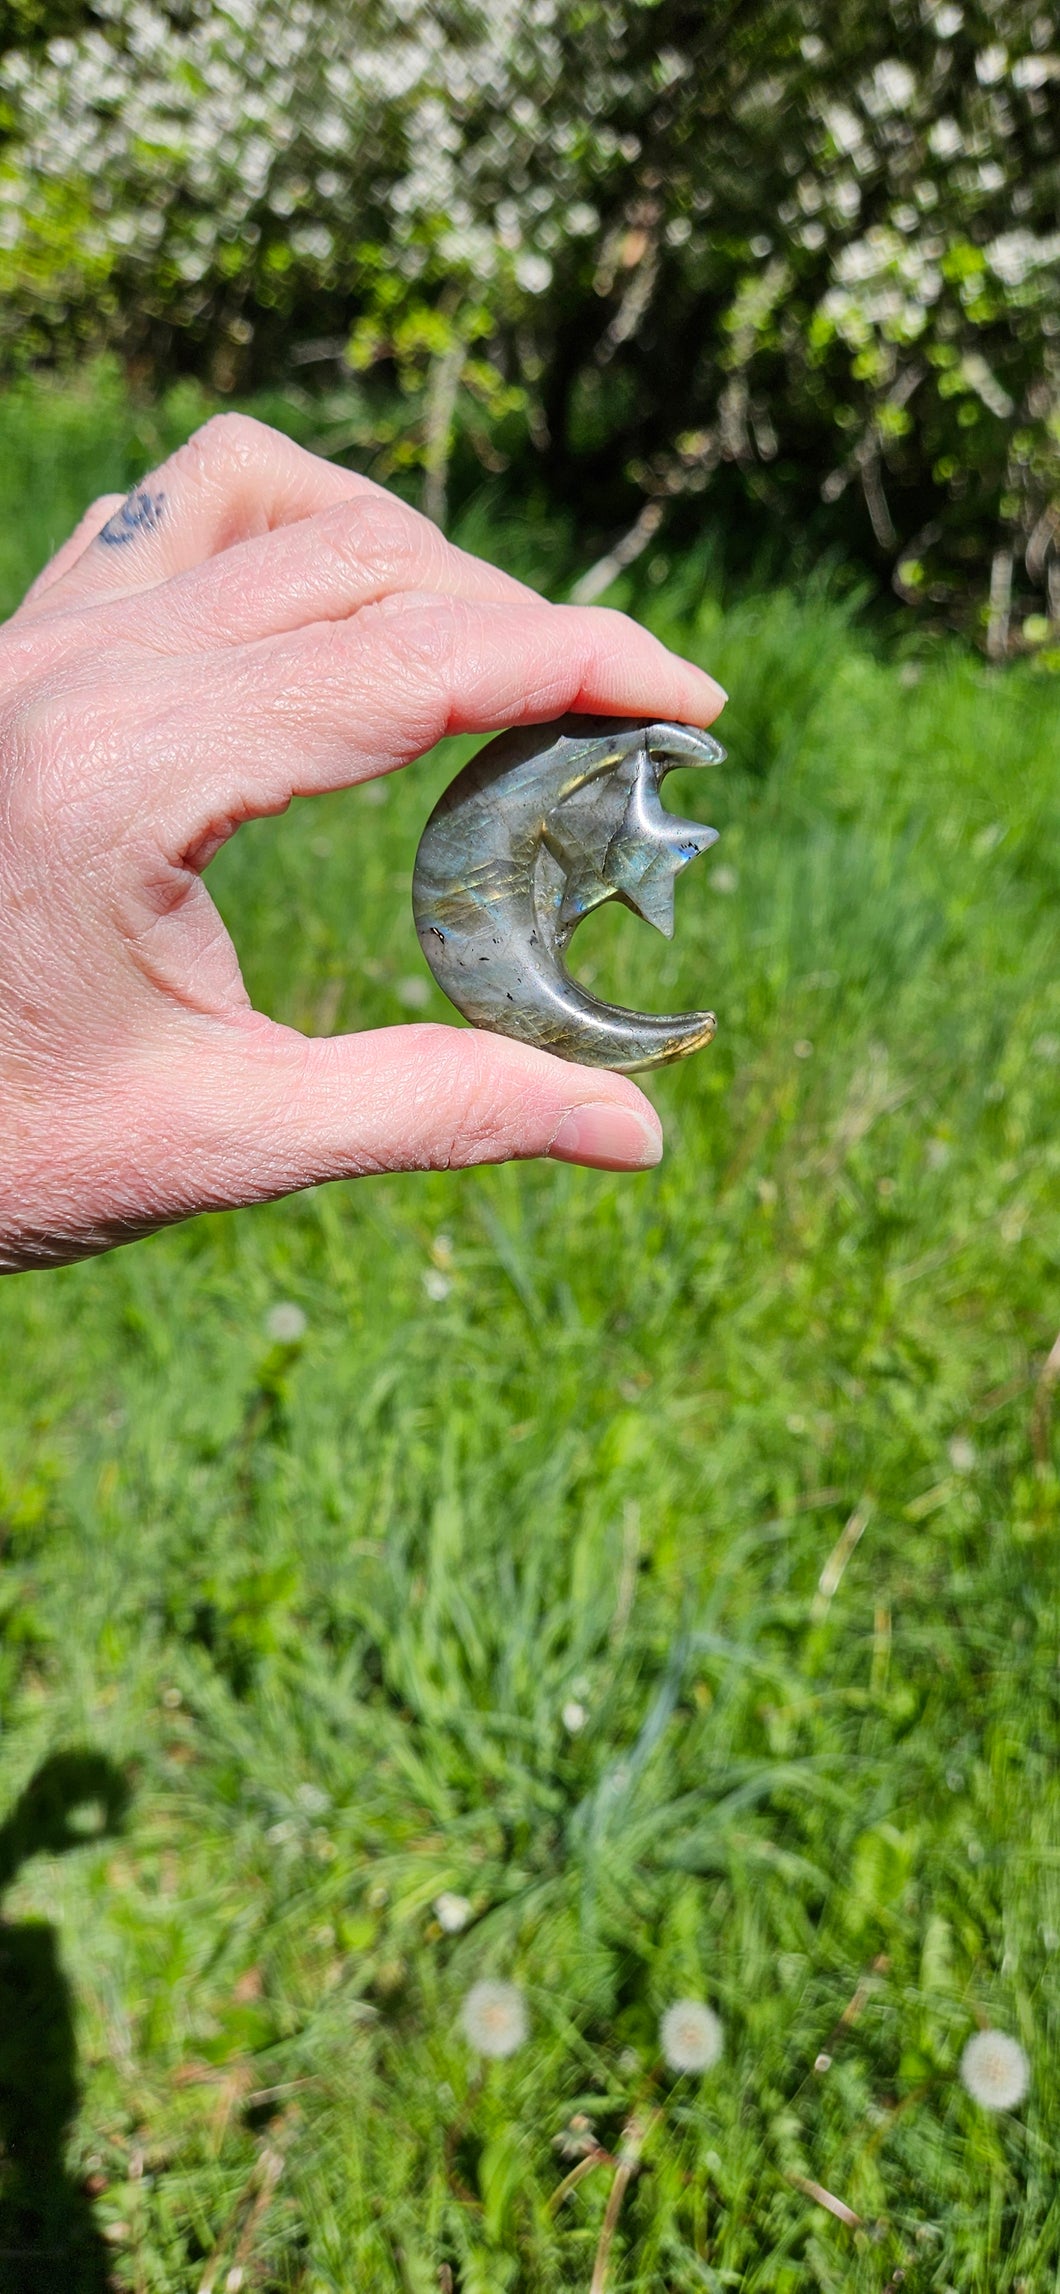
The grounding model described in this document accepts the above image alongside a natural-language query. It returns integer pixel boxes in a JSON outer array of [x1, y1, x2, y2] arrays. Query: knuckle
[[325, 595, 462, 686], [429, 1028, 518, 1166], [369, 593, 467, 660], [0, 677, 124, 847], [198, 409, 268, 462], [574, 602, 631, 644], [0, 683, 66, 839], [306, 616, 358, 677], [180, 410, 272, 488], [370, 598, 471, 722], [325, 493, 445, 588], [285, 601, 473, 763]]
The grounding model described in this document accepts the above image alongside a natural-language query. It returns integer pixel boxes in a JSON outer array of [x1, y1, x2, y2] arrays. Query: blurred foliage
[[0, 0, 90, 51], [0, 419, 1059, 2289], [0, 0, 1057, 640]]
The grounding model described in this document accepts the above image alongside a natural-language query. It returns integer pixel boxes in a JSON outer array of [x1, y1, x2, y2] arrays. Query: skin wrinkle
[[0, 412, 723, 1271], [120, 891, 250, 1018]]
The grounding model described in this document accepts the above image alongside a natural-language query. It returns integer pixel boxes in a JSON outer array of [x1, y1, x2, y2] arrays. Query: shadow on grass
[[0, 1751, 130, 2294]]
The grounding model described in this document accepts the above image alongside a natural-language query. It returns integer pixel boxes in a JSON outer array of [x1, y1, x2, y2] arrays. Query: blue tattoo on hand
[[98, 488, 166, 547]]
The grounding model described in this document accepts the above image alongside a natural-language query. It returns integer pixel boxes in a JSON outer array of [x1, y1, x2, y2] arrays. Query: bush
[[0, 0, 1057, 640]]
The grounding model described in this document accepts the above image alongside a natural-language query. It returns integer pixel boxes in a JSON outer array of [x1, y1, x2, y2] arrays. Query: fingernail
[[548, 1102, 664, 1170], [698, 670, 728, 707]]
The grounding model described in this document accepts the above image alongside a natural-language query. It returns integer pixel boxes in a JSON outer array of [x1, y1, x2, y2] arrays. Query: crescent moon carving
[[411, 714, 724, 1073]]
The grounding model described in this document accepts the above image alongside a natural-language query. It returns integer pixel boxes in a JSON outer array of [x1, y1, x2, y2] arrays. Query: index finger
[[142, 596, 728, 854]]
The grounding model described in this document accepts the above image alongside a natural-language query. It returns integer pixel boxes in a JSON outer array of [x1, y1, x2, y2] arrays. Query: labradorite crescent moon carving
[[411, 714, 725, 1074]]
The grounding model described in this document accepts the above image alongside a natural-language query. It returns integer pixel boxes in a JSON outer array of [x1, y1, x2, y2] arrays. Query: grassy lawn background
[[0, 372, 1059, 2292]]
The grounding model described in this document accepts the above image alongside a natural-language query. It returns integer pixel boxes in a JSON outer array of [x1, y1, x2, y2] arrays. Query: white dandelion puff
[[264, 1301, 307, 1342], [660, 1998, 723, 2073], [460, 1979, 528, 2058], [960, 2029, 1030, 2110], [562, 1700, 587, 1734], [433, 1891, 472, 1933], [396, 975, 431, 1010]]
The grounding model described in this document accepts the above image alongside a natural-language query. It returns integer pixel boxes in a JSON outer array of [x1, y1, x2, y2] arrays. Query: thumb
[[146, 1018, 660, 1229], [6, 1021, 666, 1268], [197, 1019, 665, 1198]]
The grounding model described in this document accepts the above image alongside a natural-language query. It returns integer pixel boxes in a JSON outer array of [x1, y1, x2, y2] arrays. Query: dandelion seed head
[[264, 1301, 307, 1342], [460, 1978, 528, 2058], [960, 2028, 1029, 2110], [562, 1699, 587, 1733], [660, 1997, 723, 2073], [434, 1891, 472, 1933], [396, 974, 431, 1009]]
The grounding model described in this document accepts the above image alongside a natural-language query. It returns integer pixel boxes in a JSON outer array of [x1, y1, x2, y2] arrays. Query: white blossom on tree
[[0, 0, 1055, 631]]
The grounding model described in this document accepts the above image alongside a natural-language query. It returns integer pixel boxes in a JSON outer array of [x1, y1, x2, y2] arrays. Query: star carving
[[545, 744, 718, 938]]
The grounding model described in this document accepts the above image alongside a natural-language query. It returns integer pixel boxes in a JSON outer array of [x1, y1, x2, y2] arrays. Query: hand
[[0, 415, 725, 1272]]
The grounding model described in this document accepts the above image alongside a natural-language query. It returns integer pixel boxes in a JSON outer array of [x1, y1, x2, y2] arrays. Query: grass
[[0, 369, 1059, 2292]]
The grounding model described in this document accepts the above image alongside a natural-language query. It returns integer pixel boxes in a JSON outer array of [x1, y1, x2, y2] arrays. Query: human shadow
[[0, 1750, 130, 2294]]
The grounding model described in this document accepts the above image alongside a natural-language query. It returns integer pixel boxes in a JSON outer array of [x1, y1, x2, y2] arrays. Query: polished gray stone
[[412, 715, 723, 1072]]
